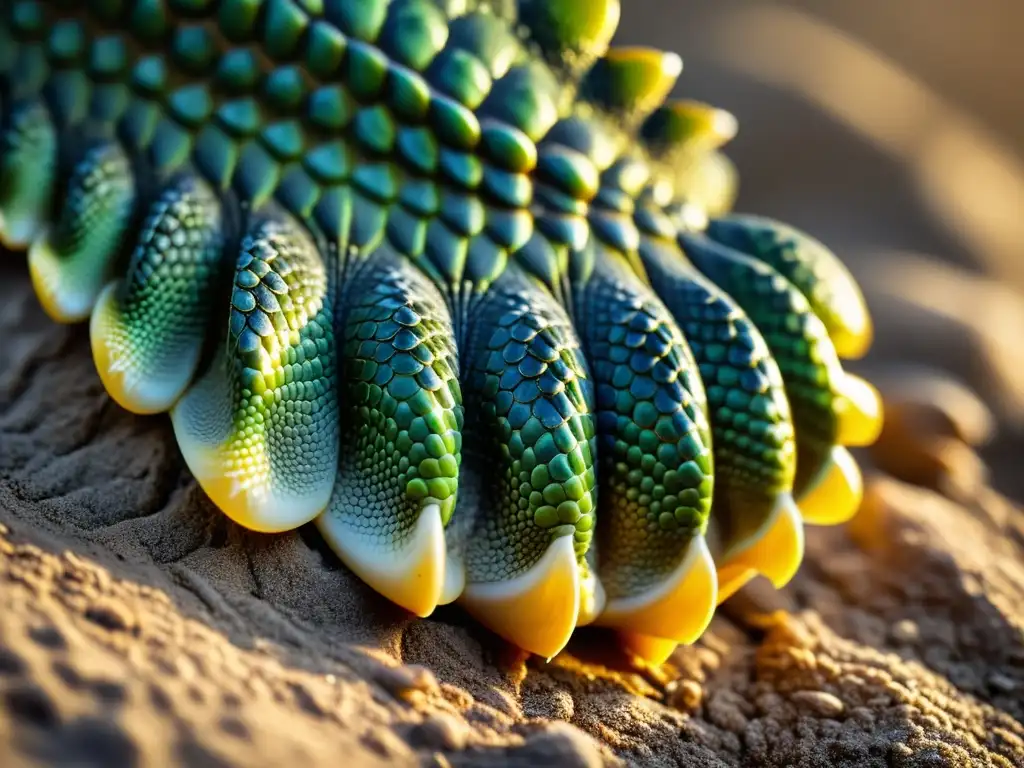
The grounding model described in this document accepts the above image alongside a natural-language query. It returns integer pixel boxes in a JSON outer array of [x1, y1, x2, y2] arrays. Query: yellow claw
[[619, 633, 680, 666], [798, 446, 864, 525], [596, 535, 717, 645], [439, 549, 466, 607], [173, 434, 328, 534], [716, 494, 804, 605], [577, 562, 607, 627], [459, 535, 580, 661], [830, 311, 874, 361], [316, 504, 447, 619], [836, 373, 884, 447], [589, 47, 684, 119], [656, 100, 739, 155]]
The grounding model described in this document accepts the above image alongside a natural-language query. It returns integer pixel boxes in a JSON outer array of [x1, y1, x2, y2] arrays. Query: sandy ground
[[3, 4, 1024, 766]]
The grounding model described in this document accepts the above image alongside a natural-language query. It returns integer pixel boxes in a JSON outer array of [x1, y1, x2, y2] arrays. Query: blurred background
[[618, 0, 1024, 497]]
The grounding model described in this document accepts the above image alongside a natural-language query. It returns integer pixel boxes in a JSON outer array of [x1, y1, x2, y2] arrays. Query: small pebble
[[668, 679, 704, 713], [705, 690, 749, 732], [84, 599, 137, 633], [374, 664, 440, 702], [695, 647, 721, 672], [891, 619, 920, 644], [361, 727, 411, 759], [523, 722, 604, 768], [872, 367, 995, 446], [790, 690, 845, 718], [988, 672, 1017, 694], [412, 712, 469, 751]]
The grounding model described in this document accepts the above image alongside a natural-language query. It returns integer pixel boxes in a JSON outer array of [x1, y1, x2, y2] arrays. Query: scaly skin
[[0, 0, 883, 663]]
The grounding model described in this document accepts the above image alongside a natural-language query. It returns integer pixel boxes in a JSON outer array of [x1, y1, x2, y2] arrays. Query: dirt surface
[[4, 5, 1024, 766]]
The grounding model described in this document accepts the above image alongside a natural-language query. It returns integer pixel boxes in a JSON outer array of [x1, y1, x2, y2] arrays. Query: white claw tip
[[316, 503, 447, 619], [596, 535, 717, 645]]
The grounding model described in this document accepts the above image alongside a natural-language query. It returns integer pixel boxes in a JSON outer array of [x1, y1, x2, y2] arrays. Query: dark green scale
[[638, 234, 796, 554], [679, 231, 843, 491], [118, 177, 223, 361], [327, 249, 463, 540], [460, 265, 597, 582], [0, 0, 577, 294], [574, 246, 712, 599], [219, 212, 339, 497], [541, 111, 640, 285], [704, 214, 869, 351]]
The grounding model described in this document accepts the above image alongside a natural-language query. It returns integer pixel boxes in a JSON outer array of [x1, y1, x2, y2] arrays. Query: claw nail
[[460, 535, 580, 660], [577, 564, 607, 626], [798, 446, 864, 525], [836, 373, 883, 447], [29, 227, 96, 323], [440, 549, 466, 606], [716, 494, 804, 604], [597, 535, 717, 645], [318, 503, 448, 619], [92, 282, 196, 414], [831, 314, 874, 360], [619, 633, 680, 666]]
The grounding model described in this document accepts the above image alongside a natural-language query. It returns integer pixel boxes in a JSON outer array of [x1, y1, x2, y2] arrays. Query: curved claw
[[797, 446, 864, 525], [517, 0, 620, 77], [460, 534, 581, 660], [597, 535, 717, 645], [440, 551, 467, 607], [715, 493, 804, 604], [831, 318, 873, 361], [91, 282, 199, 415], [836, 373, 883, 448], [317, 502, 447, 618], [31, 238, 106, 325], [577, 561, 607, 626], [619, 633, 681, 666], [173, 420, 333, 532]]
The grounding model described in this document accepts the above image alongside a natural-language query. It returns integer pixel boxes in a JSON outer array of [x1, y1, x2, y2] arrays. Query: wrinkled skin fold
[[0, 0, 882, 662]]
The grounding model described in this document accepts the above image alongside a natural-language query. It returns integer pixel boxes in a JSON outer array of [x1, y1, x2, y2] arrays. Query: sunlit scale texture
[[0, 0, 884, 663], [91, 174, 222, 414]]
